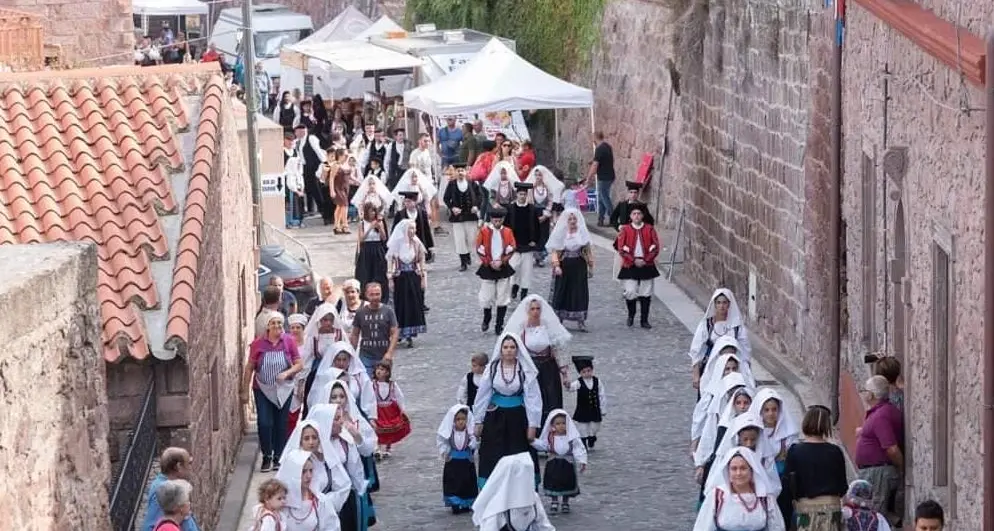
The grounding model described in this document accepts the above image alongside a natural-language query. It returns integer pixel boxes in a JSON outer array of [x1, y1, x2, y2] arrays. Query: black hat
[[513, 181, 533, 191], [628, 202, 648, 215], [393, 127, 406, 135], [488, 207, 507, 218], [572, 356, 594, 372], [550, 202, 565, 213], [451, 162, 467, 169], [369, 155, 383, 165], [625, 180, 643, 191], [399, 190, 419, 200]]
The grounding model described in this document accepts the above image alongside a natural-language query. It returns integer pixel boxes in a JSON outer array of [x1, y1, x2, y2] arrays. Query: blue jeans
[[254, 388, 291, 460], [596, 180, 613, 221], [359, 352, 380, 377]]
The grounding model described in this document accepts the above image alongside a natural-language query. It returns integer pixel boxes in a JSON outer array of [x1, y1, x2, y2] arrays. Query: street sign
[[261, 173, 283, 197]]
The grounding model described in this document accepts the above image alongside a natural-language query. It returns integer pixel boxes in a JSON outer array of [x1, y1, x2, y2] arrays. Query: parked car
[[257, 244, 316, 311]]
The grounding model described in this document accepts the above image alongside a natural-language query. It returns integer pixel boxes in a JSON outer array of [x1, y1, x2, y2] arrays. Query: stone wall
[[0, 0, 134, 65], [0, 242, 111, 530], [839, 2, 991, 526]]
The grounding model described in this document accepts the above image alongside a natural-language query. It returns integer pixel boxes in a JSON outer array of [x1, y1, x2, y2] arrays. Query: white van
[[209, 4, 313, 87]]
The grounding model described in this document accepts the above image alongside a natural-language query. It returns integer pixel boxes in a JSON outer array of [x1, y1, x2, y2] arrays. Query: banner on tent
[[429, 53, 474, 74], [434, 111, 530, 142]]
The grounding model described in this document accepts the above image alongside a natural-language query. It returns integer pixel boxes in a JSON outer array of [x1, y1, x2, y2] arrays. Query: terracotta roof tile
[[0, 63, 228, 362]]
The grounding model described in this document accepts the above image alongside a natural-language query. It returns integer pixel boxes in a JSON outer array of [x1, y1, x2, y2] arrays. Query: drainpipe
[[983, 30, 994, 531], [828, 8, 844, 424]]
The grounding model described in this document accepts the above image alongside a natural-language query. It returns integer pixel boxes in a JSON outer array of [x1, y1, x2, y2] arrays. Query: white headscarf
[[545, 207, 591, 251], [315, 341, 365, 377], [504, 294, 572, 349], [306, 366, 344, 410], [351, 174, 394, 209], [273, 449, 322, 509], [718, 386, 756, 428], [708, 372, 749, 415], [483, 161, 517, 192], [748, 388, 799, 445], [710, 446, 774, 498], [300, 304, 346, 370], [711, 412, 777, 480], [471, 452, 540, 525], [288, 313, 309, 328], [489, 332, 539, 380], [307, 402, 354, 446], [393, 168, 437, 201], [525, 165, 565, 203], [702, 337, 756, 397], [705, 288, 745, 328], [318, 379, 374, 446], [537, 408, 582, 444], [385, 218, 425, 262], [437, 404, 475, 439]]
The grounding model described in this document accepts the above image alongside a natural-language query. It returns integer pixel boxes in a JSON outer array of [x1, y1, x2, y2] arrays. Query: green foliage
[[405, 0, 607, 80]]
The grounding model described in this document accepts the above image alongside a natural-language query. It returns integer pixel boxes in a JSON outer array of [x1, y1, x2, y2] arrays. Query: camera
[[864, 353, 882, 364]]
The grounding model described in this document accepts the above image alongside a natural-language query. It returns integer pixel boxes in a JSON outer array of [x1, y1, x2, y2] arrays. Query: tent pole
[[589, 106, 595, 135], [554, 109, 560, 164]]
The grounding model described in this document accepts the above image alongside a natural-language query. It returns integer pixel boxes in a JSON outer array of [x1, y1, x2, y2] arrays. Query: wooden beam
[[852, 0, 986, 87]]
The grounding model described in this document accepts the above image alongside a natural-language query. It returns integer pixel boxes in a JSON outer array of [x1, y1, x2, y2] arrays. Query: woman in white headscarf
[[272, 449, 342, 531], [334, 279, 364, 332], [318, 380, 379, 529], [298, 305, 347, 419], [692, 337, 756, 450], [546, 207, 594, 331], [306, 404, 370, 531], [353, 203, 389, 304], [287, 313, 310, 433], [689, 288, 752, 398], [280, 414, 353, 510], [695, 447, 786, 531], [350, 174, 394, 214], [391, 168, 436, 214], [748, 388, 799, 526], [695, 374, 756, 507], [385, 218, 428, 348], [483, 161, 517, 209], [708, 412, 782, 497], [525, 165, 564, 268], [504, 294, 572, 427], [471, 452, 555, 531], [309, 342, 376, 424], [472, 332, 543, 489]]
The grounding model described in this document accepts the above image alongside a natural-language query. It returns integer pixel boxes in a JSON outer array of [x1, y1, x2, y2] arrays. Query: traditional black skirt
[[550, 251, 589, 322], [392, 265, 426, 339], [476, 264, 515, 281], [616, 263, 660, 281], [477, 394, 540, 489], [542, 457, 579, 497], [362, 453, 380, 493], [532, 355, 563, 427], [356, 240, 389, 303], [339, 489, 360, 531], [442, 450, 479, 509]]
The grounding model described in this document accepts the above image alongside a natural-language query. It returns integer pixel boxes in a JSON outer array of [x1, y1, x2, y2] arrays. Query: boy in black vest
[[457, 352, 488, 407], [567, 356, 606, 449]]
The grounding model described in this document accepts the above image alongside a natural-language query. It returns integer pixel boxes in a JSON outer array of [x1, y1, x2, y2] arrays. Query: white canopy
[[132, 0, 208, 15], [298, 6, 372, 46], [288, 40, 423, 73], [353, 16, 405, 41], [403, 38, 593, 115]]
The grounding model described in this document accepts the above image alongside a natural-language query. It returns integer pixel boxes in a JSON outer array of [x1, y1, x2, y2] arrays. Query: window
[[254, 30, 303, 58], [861, 153, 876, 347], [210, 360, 220, 432], [932, 242, 951, 487]]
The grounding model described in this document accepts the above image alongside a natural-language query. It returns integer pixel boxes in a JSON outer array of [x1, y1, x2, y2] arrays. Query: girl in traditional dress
[[282, 411, 353, 512], [353, 204, 389, 304], [546, 207, 593, 331], [272, 449, 342, 531], [371, 361, 410, 458], [785, 405, 848, 531], [350, 175, 394, 216], [695, 373, 755, 504], [749, 388, 800, 527], [525, 166, 565, 268], [708, 412, 782, 497], [471, 453, 556, 531], [308, 403, 370, 531], [692, 337, 756, 453], [250, 479, 288, 531], [472, 332, 543, 489], [385, 219, 428, 348], [298, 306, 347, 419], [531, 409, 587, 514], [437, 404, 479, 514], [689, 288, 753, 397], [484, 161, 517, 210], [504, 294, 572, 427], [693, 447, 786, 531], [842, 480, 892, 531]]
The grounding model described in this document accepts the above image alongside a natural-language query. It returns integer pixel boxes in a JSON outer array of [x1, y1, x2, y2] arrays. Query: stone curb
[[216, 432, 259, 531]]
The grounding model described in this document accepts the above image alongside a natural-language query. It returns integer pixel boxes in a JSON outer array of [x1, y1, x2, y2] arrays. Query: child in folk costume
[[456, 352, 488, 406], [249, 479, 288, 531], [689, 288, 753, 397], [841, 480, 893, 531], [524, 165, 564, 268], [531, 409, 587, 514], [707, 413, 782, 498], [566, 356, 606, 450], [695, 374, 756, 505], [371, 361, 411, 459], [748, 388, 799, 527], [350, 175, 394, 216], [475, 207, 518, 335], [272, 449, 343, 531], [691, 337, 756, 453], [614, 203, 660, 329], [694, 447, 786, 531], [436, 404, 479, 514], [471, 453, 556, 531]]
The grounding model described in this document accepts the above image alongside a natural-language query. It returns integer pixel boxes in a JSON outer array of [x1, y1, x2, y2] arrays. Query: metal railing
[[108, 373, 158, 531], [261, 221, 313, 269]]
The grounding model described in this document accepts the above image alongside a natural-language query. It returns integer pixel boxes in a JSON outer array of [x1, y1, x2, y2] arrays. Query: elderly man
[[304, 277, 339, 316], [269, 276, 298, 317], [856, 374, 904, 525], [142, 448, 200, 531]]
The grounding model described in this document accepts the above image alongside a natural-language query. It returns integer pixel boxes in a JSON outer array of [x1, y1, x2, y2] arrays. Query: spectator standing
[[516, 141, 536, 180], [914, 500, 944, 531], [149, 480, 194, 531], [460, 122, 479, 166], [142, 448, 200, 531], [785, 405, 848, 531], [349, 282, 399, 376], [473, 120, 487, 144], [255, 287, 283, 338], [855, 375, 904, 526], [438, 117, 464, 167], [586, 131, 616, 227], [873, 355, 904, 412], [269, 276, 298, 318]]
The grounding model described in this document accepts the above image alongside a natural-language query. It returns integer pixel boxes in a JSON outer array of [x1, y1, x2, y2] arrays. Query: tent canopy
[[352, 16, 405, 41], [288, 40, 423, 73], [298, 6, 371, 46], [403, 38, 593, 115], [132, 0, 208, 15]]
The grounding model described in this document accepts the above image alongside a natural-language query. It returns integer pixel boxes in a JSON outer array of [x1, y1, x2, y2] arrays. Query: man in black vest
[[293, 124, 330, 223], [384, 128, 411, 191], [362, 128, 389, 177]]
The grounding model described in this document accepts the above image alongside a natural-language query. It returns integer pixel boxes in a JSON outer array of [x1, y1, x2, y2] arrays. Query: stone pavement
[[227, 218, 805, 530]]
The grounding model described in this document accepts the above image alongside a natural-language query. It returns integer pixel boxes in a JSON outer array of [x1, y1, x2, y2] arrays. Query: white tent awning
[[298, 6, 371, 46], [288, 40, 423, 73], [132, 0, 208, 16], [403, 38, 593, 115], [352, 16, 405, 41]]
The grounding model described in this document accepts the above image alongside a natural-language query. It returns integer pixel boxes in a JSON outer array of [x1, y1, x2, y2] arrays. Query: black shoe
[[520, 288, 528, 300], [495, 306, 508, 335], [510, 284, 519, 300], [459, 262, 468, 272], [426, 251, 435, 263], [482, 308, 492, 332], [423, 305, 430, 312], [459, 253, 470, 272], [261, 456, 272, 472], [272, 459, 281, 471], [588, 436, 597, 449], [405, 338, 414, 348], [639, 296, 652, 329], [580, 437, 590, 449], [625, 299, 637, 327]]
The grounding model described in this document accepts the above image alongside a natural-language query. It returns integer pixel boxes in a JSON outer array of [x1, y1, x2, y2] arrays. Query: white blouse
[[563, 231, 587, 252], [362, 220, 382, 242], [436, 429, 479, 458], [279, 498, 320, 531], [689, 319, 754, 366], [521, 326, 551, 353], [472, 363, 543, 428], [531, 434, 588, 464], [329, 436, 369, 495], [694, 488, 786, 531], [457, 372, 484, 404], [373, 381, 406, 410]]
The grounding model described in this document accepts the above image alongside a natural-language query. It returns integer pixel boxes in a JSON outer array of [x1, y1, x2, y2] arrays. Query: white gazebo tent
[[352, 15, 405, 41], [282, 39, 422, 98], [133, 0, 209, 39], [297, 6, 372, 46]]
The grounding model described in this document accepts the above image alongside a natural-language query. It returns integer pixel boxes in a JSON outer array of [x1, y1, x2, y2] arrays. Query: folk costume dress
[[506, 182, 541, 300], [546, 207, 593, 325], [273, 449, 342, 531], [525, 166, 564, 267], [708, 413, 783, 498], [298, 306, 348, 420], [614, 206, 661, 328], [689, 288, 753, 398], [476, 210, 517, 334], [436, 404, 480, 512], [484, 161, 517, 209], [299, 407, 359, 513], [531, 409, 587, 499], [471, 453, 556, 531], [693, 447, 786, 531], [504, 294, 572, 427], [696, 374, 756, 504], [350, 175, 394, 215], [319, 379, 380, 496], [353, 218, 389, 304], [385, 219, 428, 341], [443, 171, 483, 270], [567, 356, 606, 449], [307, 343, 377, 425], [692, 337, 756, 444], [747, 389, 799, 527], [472, 332, 543, 489], [391, 171, 436, 263], [373, 380, 411, 446]]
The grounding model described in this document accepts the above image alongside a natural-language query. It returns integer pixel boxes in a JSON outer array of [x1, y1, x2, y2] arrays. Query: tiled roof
[[0, 63, 227, 363]]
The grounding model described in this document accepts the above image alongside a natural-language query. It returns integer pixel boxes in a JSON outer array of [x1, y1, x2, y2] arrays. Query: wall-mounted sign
[[261, 173, 283, 197]]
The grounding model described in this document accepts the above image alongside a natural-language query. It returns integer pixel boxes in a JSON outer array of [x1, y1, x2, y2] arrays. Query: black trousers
[[303, 163, 321, 214]]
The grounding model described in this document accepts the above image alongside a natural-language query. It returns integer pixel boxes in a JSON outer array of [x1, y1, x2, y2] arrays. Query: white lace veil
[[351, 174, 394, 209], [300, 304, 346, 370], [393, 168, 437, 201], [705, 288, 745, 328], [525, 165, 565, 203], [385, 218, 425, 261], [504, 294, 572, 348], [483, 161, 517, 191], [710, 446, 774, 498], [490, 332, 539, 379], [545, 207, 591, 251]]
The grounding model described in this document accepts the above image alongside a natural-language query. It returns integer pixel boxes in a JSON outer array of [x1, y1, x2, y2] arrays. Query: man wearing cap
[[506, 181, 541, 301], [384, 128, 411, 191], [609, 181, 655, 231], [443, 163, 482, 271], [568, 355, 606, 449], [475, 207, 517, 334], [394, 190, 436, 264], [615, 203, 660, 328]]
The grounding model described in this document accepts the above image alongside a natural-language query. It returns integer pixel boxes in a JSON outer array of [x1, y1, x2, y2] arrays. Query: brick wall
[[840, 2, 991, 526], [0, 243, 111, 529], [0, 0, 134, 65]]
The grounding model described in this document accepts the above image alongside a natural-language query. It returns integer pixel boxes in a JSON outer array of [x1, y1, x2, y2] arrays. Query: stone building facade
[[0, 0, 134, 65]]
